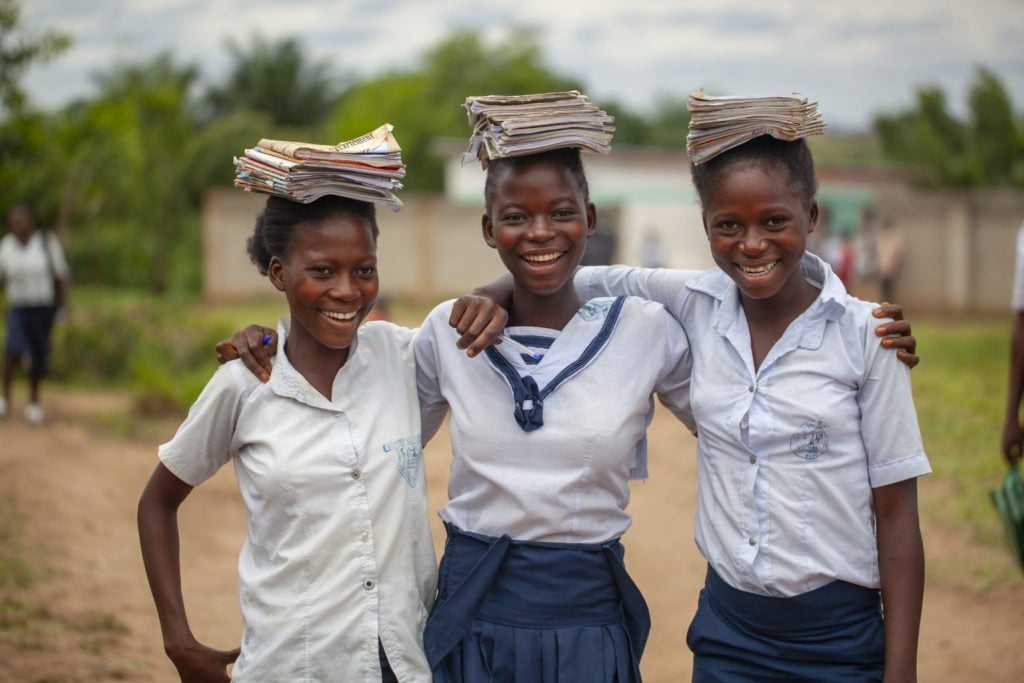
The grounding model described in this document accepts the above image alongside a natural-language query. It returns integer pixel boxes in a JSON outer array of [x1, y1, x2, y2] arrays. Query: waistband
[[423, 524, 650, 670], [703, 565, 882, 637]]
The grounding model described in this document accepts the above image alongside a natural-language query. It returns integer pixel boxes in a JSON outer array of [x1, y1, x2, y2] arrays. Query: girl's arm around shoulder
[[575, 266, 701, 315]]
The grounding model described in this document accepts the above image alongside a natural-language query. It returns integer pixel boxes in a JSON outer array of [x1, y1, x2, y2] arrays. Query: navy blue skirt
[[423, 524, 650, 683], [686, 566, 885, 682], [5, 305, 57, 374]]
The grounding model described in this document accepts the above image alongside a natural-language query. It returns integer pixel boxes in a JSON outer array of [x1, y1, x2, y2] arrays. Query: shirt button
[[749, 536, 758, 546], [748, 385, 755, 393], [360, 530, 369, 541], [363, 579, 375, 590], [351, 469, 362, 479], [749, 454, 757, 464]]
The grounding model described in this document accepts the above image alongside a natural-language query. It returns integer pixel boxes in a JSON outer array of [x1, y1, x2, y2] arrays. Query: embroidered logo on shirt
[[383, 436, 422, 488], [790, 420, 830, 461], [577, 299, 613, 322]]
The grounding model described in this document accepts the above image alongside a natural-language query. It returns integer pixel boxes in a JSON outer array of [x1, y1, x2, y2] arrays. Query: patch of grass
[[0, 501, 42, 591]]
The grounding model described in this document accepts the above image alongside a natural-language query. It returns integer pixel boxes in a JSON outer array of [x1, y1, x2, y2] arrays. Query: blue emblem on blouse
[[384, 436, 422, 487], [577, 299, 614, 322], [790, 420, 830, 461]]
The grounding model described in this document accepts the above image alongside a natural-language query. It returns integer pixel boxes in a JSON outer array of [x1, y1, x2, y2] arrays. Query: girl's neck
[[740, 275, 819, 372], [507, 283, 582, 330], [283, 320, 350, 400]]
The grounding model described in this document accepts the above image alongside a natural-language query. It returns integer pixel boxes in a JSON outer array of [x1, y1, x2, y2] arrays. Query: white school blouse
[[578, 254, 931, 597], [159, 320, 435, 683], [1012, 222, 1024, 311], [0, 232, 69, 307], [415, 296, 693, 544]]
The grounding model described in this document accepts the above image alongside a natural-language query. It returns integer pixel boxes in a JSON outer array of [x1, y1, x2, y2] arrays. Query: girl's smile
[[703, 163, 818, 308], [268, 214, 379, 386]]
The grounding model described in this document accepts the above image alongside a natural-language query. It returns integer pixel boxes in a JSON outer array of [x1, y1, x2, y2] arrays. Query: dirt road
[[1, 392, 1022, 682]]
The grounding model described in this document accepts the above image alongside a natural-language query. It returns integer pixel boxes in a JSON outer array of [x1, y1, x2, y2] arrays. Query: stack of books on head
[[462, 91, 616, 167], [686, 89, 826, 165], [233, 123, 405, 211]]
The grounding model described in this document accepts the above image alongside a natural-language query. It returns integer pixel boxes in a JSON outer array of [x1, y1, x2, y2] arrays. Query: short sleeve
[[47, 233, 70, 279], [576, 266, 700, 323], [1012, 225, 1024, 311], [653, 310, 695, 432], [858, 317, 931, 488], [414, 303, 452, 445], [157, 362, 249, 486]]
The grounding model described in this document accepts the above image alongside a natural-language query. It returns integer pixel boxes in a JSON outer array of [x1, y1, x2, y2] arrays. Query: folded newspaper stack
[[233, 123, 405, 211], [686, 89, 826, 165], [462, 91, 615, 167]]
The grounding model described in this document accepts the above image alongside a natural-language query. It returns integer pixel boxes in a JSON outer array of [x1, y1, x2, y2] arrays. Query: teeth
[[523, 252, 563, 263], [739, 261, 778, 275], [321, 310, 358, 321]]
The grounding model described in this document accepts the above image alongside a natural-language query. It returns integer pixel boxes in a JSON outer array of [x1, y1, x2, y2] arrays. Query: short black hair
[[483, 148, 591, 214], [691, 135, 818, 209], [246, 195, 379, 275]]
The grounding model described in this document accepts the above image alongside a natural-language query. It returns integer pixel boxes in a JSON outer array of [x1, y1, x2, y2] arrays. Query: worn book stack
[[462, 91, 615, 167], [686, 89, 826, 164], [233, 123, 405, 211]]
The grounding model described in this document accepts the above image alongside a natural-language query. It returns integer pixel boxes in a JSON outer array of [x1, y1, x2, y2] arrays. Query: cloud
[[16, 0, 1024, 129]]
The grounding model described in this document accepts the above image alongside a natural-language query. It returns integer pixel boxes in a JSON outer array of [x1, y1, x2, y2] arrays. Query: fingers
[[236, 325, 275, 382], [215, 342, 239, 365], [221, 646, 242, 664], [895, 349, 920, 369], [464, 311, 508, 358], [874, 302, 905, 322], [450, 297, 509, 357]]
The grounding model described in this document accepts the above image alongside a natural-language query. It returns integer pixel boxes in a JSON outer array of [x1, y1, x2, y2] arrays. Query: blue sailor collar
[[484, 296, 626, 432], [685, 252, 849, 352]]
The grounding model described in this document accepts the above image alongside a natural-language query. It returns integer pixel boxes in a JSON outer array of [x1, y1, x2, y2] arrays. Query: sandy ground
[[1, 391, 1023, 682]]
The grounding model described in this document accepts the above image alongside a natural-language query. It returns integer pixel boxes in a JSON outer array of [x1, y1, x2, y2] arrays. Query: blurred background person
[[1002, 219, 1024, 464], [875, 216, 906, 304], [0, 204, 70, 425]]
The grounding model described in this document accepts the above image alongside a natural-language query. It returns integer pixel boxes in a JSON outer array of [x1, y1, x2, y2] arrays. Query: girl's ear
[[268, 256, 286, 292], [481, 213, 497, 248], [808, 200, 820, 234], [585, 202, 597, 237]]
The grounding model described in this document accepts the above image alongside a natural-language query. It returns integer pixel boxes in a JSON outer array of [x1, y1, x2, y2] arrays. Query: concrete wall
[[201, 189, 506, 302], [203, 185, 1024, 314]]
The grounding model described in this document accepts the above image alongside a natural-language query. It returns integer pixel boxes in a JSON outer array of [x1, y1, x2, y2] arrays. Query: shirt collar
[[686, 252, 849, 351], [268, 316, 360, 412]]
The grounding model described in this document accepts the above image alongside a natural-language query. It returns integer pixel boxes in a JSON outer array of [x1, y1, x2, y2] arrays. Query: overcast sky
[[19, 0, 1024, 131]]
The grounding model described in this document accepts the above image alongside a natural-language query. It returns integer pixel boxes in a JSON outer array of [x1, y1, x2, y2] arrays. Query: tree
[[0, 0, 70, 115], [204, 35, 340, 129], [874, 67, 1024, 187], [326, 29, 581, 190]]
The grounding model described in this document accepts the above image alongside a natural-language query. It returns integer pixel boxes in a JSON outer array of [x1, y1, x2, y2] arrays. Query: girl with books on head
[[571, 95, 930, 681], [138, 132, 507, 683], [221, 95, 923, 682]]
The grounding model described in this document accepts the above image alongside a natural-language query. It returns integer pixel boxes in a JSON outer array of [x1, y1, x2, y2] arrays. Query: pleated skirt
[[686, 566, 885, 682], [423, 524, 650, 683]]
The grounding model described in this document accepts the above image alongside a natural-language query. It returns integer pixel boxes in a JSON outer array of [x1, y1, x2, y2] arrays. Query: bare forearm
[[1006, 313, 1024, 422], [471, 273, 514, 309], [137, 470, 196, 652], [875, 481, 924, 682]]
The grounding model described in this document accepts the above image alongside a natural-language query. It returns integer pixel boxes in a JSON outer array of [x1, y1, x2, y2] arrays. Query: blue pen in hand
[[499, 334, 542, 361], [261, 334, 273, 345]]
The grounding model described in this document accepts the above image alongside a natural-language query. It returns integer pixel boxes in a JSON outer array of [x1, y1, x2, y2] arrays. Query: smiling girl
[[139, 195, 446, 682], [577, 133, 930, 681], [414, 147, 694, 682]]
